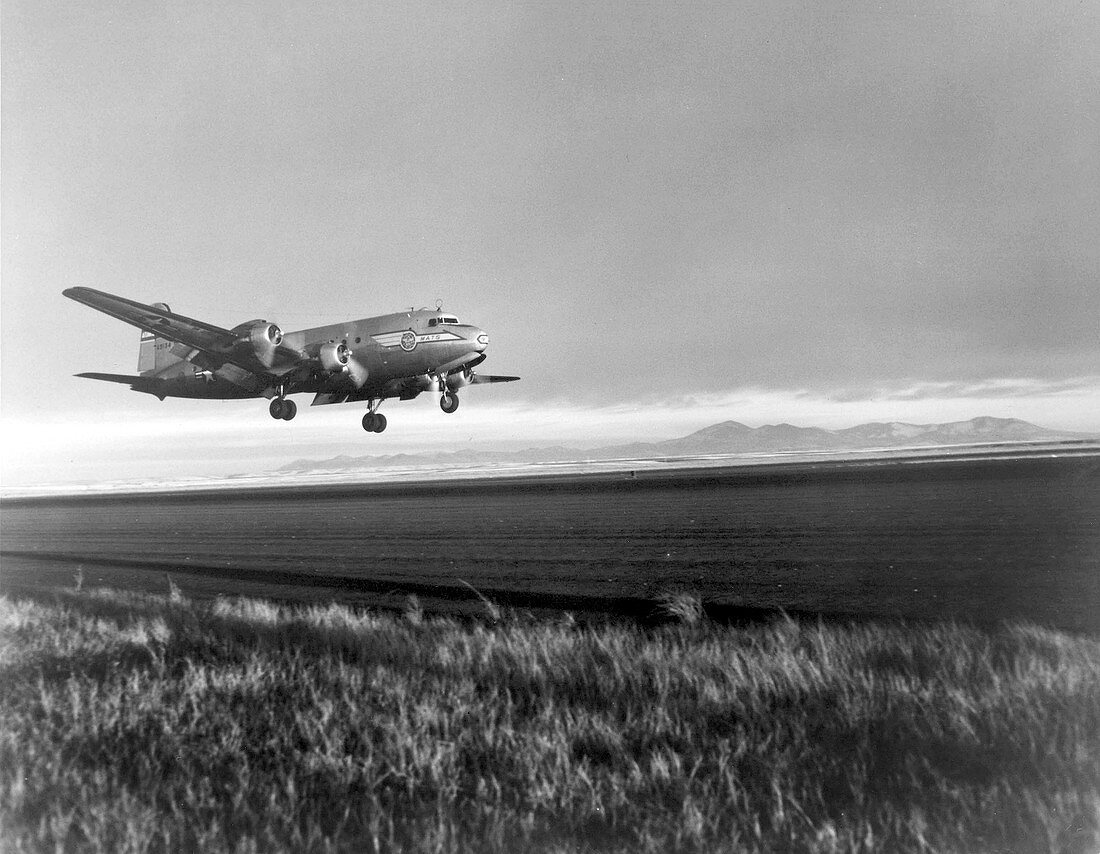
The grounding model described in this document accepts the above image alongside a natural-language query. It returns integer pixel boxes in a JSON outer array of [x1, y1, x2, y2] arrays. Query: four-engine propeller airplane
[[63, 287, 519, 433]]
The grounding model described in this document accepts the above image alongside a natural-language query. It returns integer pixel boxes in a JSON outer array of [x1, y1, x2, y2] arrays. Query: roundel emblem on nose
[[400, 330, 417, 351]]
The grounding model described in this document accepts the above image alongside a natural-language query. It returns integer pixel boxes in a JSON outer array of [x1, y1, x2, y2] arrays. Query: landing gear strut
[[361, 399, 387, 433], [440, 390, 459, 414], [269, 392, 297, 421]]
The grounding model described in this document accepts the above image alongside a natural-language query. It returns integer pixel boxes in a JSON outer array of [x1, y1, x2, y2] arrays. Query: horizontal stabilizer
[[76, 372, 146, 384], [75, 372, 165, 397]]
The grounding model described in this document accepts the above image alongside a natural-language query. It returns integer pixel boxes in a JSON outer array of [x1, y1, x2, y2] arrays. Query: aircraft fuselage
[[151, 309, 488, 403], [64, 286, 518, 432]]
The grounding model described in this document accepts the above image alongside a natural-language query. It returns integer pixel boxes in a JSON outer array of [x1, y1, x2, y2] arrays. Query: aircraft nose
[[472, 328, 489, 352]]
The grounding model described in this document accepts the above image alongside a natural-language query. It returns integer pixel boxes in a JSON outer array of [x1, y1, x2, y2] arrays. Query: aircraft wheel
[[281, 400, 297, 421], [372, 413, 387, 433], [362, 413, 376, 432], [269, 398, 285, 420], [440, 392, 459, 414]]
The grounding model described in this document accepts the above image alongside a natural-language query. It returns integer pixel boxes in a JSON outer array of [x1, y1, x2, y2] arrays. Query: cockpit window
[[429, 316, 460, 326]]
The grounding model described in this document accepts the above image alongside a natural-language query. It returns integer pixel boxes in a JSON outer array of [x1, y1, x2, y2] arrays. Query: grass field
[[1, 586, 1098, 853]]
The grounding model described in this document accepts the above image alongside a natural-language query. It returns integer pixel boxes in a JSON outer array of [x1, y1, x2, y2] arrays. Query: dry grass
[[1, 587, 1098, 853]]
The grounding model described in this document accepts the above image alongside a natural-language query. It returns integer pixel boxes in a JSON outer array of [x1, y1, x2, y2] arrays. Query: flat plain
[[2, 453, 1098, 630]]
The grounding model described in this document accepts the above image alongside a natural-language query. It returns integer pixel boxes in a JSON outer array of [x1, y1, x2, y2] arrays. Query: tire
[[281, 400, 297, 421], [362, 413, 376, 432], [440, 393, 459, 414], [373, 413, 387, 433], [269, 398, 285, 420]]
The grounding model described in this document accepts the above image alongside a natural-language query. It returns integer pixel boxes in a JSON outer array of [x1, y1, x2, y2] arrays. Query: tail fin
[[137, 302, 184, 375]]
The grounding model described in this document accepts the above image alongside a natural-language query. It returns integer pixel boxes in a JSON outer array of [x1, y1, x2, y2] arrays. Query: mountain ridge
[[278, 417, 1097, 474]]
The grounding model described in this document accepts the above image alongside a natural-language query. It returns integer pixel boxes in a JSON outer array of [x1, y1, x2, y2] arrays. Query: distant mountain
[[655, 421, 839, 453], [646, 416, 1089, 456], [277, 417, 1096, 474]]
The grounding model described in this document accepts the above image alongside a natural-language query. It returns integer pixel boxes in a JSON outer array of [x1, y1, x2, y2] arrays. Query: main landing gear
[[362, 399, 387, 433], [357, 389, 458, 434], [268, 395, 297, 421], [362, 412, 387, 433]]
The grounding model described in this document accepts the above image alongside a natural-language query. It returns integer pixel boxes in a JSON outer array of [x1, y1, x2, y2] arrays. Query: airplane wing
[[442, 353, 519, 384], [64, 287, 239, 353], [63, 286, 301, 379]]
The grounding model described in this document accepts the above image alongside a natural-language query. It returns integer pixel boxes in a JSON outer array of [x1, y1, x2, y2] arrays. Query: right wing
[[63, 287, 301, 381], [64, 287, 239, 354]]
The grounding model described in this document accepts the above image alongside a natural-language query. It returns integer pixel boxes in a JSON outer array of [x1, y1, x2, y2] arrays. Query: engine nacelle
[[415, 369, 472, 392], [232, 320, 283, 368], [446, 368, 472, 391], [318, 341, 350, 372]]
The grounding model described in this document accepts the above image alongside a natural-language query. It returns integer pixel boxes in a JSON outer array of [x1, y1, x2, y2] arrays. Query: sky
[[3, 0, 1098, 486]]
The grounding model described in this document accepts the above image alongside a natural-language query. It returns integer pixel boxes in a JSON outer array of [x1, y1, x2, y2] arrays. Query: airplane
[[62, 287, 519, 433]]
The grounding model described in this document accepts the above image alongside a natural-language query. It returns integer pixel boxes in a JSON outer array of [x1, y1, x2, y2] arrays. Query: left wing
[[63, 287, 302, 377], [443, 353, 519, 384]]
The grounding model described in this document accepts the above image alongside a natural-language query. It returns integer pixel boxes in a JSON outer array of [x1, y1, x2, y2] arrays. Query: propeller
[[345, 354, 370, 388], [317, 340, 370, 388]]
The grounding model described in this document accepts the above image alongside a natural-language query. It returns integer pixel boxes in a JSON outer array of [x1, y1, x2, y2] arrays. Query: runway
[[3, 452, 1098, 631]]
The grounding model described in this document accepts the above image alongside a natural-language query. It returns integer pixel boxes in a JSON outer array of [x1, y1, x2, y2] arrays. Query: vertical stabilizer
[[137, 302, 182, 375], [137, 329, 157, 373]]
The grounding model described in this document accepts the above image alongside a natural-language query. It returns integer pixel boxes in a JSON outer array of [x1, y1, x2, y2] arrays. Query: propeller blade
[[346, 357, 370, 388]]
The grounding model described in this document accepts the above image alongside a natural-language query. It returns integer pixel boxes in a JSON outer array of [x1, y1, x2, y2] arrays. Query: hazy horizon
[[4, 395, 1097, 489]]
